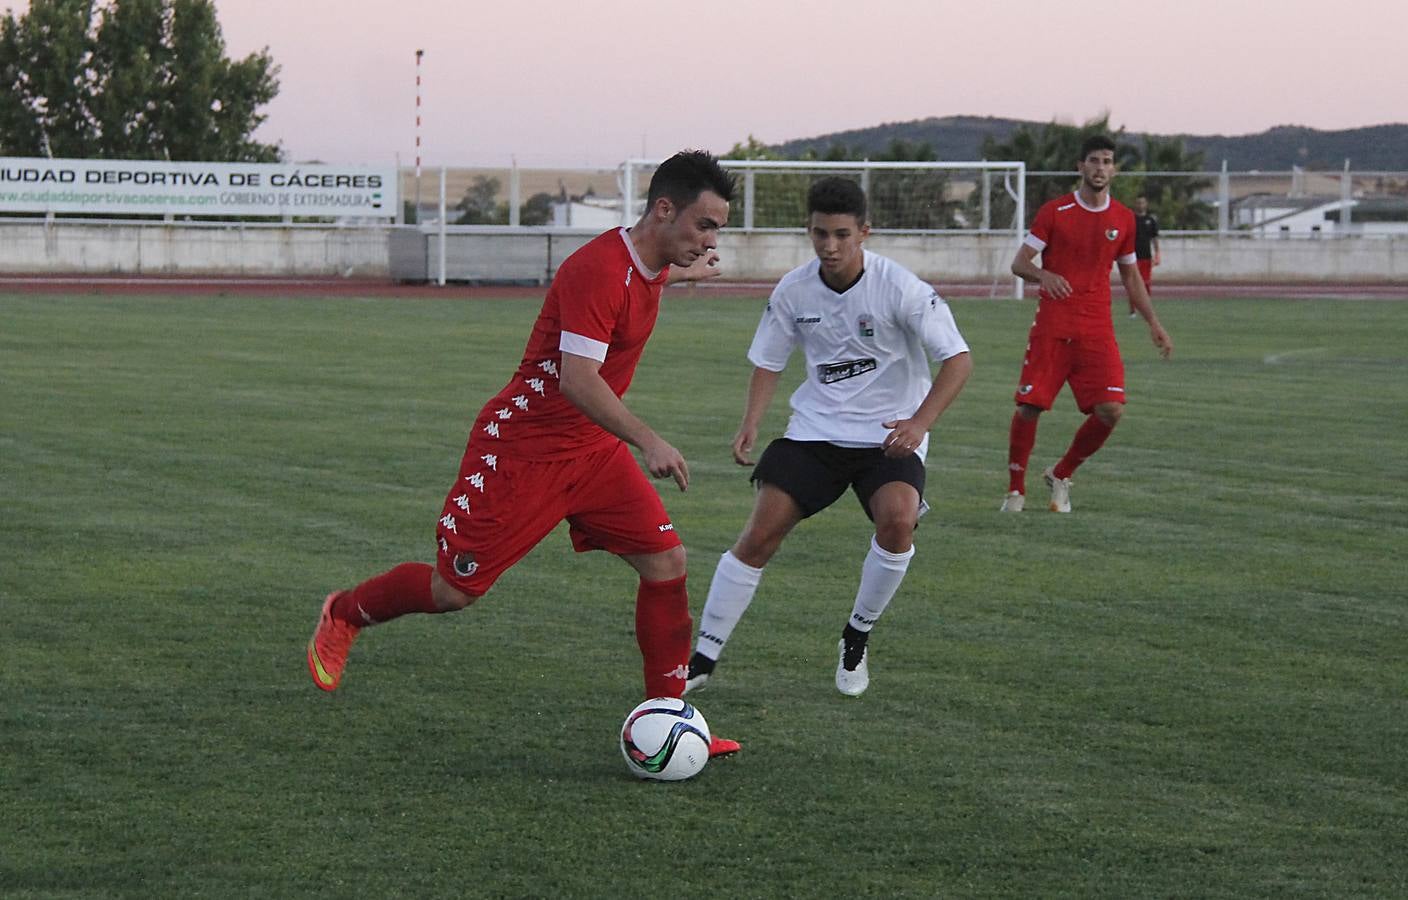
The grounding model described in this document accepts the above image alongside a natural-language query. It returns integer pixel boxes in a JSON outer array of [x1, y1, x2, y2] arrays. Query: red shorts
[[1014, 332, 1126, 414], [434, 440, 681, 597], [1137, 259, 1153, 292]]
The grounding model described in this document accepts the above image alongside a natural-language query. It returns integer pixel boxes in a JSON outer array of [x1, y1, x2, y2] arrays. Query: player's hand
[[644, 438, 690, 491], [731, 425, 758, 466], [1151, 324, 1173, 359], [668, 250, 721, 284], [881, 419, 924, 459], [1040, 271, 1073, 299]]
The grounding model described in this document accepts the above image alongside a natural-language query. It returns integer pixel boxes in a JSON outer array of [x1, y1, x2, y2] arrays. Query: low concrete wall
[[1157, 235, 1407, 281], [0, 222, 389, 277], [1, 222, 1404, 283]]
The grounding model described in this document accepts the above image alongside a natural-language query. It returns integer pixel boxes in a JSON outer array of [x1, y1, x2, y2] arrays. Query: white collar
[[619, 227, 660, 280]]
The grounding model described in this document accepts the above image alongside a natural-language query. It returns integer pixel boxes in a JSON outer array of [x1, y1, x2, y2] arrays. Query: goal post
[[622, 158, 1026, 298]]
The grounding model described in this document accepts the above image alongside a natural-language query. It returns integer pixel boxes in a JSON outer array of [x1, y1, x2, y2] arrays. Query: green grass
[[2, 290, 1405, 898]]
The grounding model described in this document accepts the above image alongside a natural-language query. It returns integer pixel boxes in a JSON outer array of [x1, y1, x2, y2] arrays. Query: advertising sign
[[0, 158, 398, 218]]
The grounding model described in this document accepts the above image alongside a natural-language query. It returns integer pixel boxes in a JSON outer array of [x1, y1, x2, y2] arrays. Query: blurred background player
[[684, 176, 972, 697], [1002, 136, 1173, 514], [307, 150, 741, 757], [1130, 195, 1161, 316]]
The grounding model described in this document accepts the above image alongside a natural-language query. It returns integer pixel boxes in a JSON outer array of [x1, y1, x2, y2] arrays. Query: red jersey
[[1026, 192, 1136, 338], [470, 228, 669, 460]]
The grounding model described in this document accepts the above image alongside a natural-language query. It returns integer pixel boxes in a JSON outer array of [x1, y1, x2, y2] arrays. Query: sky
[[10, 0, 1408, 166]]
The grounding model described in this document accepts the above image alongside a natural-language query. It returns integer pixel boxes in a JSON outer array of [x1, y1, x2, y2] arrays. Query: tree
[[724, 134, 960, 230], [455, 175, 507, 224], [978, 113, 1137, 226], [977, 114, 1214, 229], [1121, 136, 1216, 230], [0, 0, 280, 161]]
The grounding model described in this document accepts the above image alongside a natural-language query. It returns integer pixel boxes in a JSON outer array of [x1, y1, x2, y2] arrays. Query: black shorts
[[751, 439, 926, 520]]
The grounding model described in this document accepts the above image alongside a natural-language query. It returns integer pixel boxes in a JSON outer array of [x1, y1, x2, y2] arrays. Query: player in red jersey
[[1001, 135, 1173, 514], [307, 150, 742, 757]]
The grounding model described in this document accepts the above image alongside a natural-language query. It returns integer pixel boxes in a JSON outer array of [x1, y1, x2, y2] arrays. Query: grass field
[[2, 289, 1405, 898]]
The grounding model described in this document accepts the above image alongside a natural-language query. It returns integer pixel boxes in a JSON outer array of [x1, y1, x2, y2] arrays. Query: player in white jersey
[[685, 177, 972, 697]]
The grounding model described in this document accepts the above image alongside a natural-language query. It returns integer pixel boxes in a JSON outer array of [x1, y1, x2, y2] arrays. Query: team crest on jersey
[[1105, 228, 1120, 241], [857, 315, 874, 337], [452, 552, 479, 578]]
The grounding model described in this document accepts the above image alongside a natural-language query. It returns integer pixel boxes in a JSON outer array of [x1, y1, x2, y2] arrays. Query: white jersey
[[747, 250, 969, 461]]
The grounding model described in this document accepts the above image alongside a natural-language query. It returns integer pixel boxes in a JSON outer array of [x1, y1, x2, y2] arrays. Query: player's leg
[[308, 448, 568, 692], [1046, 340, 1127, 512], [1006, 335, 1066, 509], [686, 483, 803, 691], [687, 440, 845, 689], [565, 443, 696, 701], [1134, 259, 1154, 315], [838, 460, 924, 696]]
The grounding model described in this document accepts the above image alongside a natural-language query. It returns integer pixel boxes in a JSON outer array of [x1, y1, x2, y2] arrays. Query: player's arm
[[666, 250, 721, 285], [1152, 235, 1161, 266], [732, 366, 783, 466], [1010, 244, 1071, 299], [1117, 262, 1173, 359], [559, 351, 689, 490], [882, 351, 972, 458]]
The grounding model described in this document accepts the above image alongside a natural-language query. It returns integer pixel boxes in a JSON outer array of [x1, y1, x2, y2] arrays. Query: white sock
[[695, 551, 764, 662], [848, 536, 914, 633]]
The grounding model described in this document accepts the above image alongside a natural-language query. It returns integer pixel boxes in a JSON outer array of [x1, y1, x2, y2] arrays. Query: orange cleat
[[307, 592, 361, 692], [708, 735, 741, 758]]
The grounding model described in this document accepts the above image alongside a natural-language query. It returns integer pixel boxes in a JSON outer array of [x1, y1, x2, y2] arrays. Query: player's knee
[[1017, 403, 1043, 421], [874, 518, 917, 554], [430, 570, 477, 611], [631, 545, 686, 582], [1094, 402, 1123, 427]]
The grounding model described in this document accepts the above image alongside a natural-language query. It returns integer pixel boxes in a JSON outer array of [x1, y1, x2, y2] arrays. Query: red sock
[[635, 575, 692, 699], [334, 562, 438, 625], [1008, 411, 1038, 493], [1053, 415, 1115, 480]]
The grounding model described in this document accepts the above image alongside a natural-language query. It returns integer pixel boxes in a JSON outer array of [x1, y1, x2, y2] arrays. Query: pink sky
[[10, 0, 1408, 166]]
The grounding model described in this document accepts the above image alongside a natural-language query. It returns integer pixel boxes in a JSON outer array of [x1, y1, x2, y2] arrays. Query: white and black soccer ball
[[619, 697, 710, 782]]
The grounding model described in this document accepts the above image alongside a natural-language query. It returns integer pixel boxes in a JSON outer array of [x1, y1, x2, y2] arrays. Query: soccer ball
[[619, 697, 711, 782]]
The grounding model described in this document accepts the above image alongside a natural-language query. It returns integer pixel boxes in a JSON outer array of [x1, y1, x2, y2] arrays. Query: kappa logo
[[1057, 202, 1076, 211], [481, 453, 498, 470], [452, 552, 479, 578], [483, 422, 500, 438], [439, 512, 458, 533], [658, 523, 675, 532], [512, 395, 529, 411], [526, 377, 546, 396], [625, 266, 633, 287], [1105, 228, 1120, 241], [453, 493, 471, 513], [537, 360, 559, 378], [661, 663, 688, 680]]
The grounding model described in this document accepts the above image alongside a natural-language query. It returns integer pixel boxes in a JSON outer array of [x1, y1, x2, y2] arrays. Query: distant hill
[[770, 116, 1408, 171]]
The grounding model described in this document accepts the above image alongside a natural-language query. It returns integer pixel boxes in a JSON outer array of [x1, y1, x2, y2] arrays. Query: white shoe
[[683, 672, 709, 695], [835, 639, 870, 697], [1043, 466, 1073, 513], [1000, 490, 1025, 512]]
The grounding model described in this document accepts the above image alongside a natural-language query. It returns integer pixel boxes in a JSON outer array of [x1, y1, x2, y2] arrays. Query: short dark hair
[[646, 150, 735, 209], [1079, 134, 1117, 161], [807, 176, 867, 222]]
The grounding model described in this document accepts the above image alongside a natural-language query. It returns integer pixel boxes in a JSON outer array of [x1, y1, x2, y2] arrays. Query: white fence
[[1, 158, 1405, 284]]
